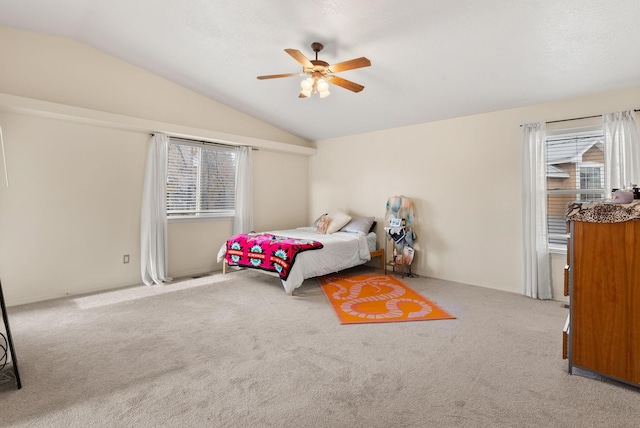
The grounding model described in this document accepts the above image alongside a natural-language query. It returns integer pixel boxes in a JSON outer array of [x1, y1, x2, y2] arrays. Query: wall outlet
[[123, 254, 130, 264]]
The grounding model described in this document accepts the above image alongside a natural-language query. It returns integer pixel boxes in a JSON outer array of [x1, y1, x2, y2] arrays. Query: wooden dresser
[[564, 201, 640, 387]]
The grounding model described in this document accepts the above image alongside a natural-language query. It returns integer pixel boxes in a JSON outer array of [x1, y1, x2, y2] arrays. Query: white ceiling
[[2, 0, 640, 141]]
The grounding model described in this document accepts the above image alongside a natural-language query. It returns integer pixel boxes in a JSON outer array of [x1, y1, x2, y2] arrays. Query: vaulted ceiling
[[2, 0, 640, 141]]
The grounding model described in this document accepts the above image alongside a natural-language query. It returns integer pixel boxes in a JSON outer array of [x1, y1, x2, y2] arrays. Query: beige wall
[[310, 85, 640, 299], [0, 27, 310, 305], [0, 113, 146, 303], [0, 26, 311, 149]]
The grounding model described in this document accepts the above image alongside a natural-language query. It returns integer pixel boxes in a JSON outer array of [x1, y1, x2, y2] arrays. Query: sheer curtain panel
[[233, 146, 253, 235], [604, 110, 640, 192], [521, 122, 552, 299], [141, 134, 172, 286], [0, 124, 9, 187]]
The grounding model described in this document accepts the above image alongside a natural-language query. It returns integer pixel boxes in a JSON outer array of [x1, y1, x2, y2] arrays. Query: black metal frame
[[0, 279, 21, 389]]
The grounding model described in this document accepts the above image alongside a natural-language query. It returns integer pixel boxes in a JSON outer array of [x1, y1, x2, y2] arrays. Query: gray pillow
[[341, 216, 375, 234]]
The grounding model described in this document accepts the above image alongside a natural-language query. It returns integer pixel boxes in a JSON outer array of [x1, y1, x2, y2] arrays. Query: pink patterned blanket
[[224, 233, 323, 280]]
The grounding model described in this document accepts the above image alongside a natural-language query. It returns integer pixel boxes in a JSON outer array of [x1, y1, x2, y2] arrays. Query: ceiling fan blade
[[326, 75, 365, 93], [257, 73, 299, 80], [298, 92, 309, 98], [328, 57, 371, 73], [285, 49, 313, 68]]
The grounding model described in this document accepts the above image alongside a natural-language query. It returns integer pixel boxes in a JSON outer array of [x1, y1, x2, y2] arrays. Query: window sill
[[168, 215, 233, 223]]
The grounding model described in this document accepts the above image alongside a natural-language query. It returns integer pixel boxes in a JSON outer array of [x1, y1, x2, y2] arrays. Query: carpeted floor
[[0, 266, 638, 427]]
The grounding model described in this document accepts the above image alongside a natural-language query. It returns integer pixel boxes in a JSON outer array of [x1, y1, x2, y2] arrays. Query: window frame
[[166, 138, 237, 221], [545, 124, 605, 252]]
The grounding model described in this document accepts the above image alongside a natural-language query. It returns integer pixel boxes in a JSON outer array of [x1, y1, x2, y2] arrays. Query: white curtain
[[233, 146, 253, 235], [604, 110, 640, 192], [141, 134, 172, 286], [521, 122, 552, 299], [0, 124, 9, 187]]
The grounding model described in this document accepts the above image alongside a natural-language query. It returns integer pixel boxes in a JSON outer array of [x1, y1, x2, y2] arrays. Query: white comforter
[[217, 227, 372, 294]]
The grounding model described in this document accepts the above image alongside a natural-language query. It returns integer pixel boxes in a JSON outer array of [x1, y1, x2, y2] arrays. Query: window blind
[[166, 139, 237, 218]]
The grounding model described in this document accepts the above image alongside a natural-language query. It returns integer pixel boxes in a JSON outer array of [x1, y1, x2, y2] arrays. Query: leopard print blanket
[[565, 200, 640, 223]]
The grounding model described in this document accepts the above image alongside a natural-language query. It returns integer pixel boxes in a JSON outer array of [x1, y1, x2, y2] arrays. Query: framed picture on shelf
[[389, 218, 401, 227]]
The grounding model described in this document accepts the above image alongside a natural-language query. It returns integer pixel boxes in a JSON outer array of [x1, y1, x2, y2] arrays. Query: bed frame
[[222, 248, 385, 275]]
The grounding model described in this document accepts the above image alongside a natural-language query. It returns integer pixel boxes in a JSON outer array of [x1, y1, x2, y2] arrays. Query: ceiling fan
[[257, 42, 371, 98]]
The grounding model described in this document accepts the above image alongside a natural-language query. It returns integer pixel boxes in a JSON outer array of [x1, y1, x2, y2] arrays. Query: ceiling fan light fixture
[[300, 88, 312, 97], [316, 79, 329, 92], [299, 76, 330, 98], [301, 77, 314, 91], [317, 78, 330, 98]]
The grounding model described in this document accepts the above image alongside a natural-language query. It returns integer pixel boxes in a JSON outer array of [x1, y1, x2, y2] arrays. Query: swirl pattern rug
[[319, 274, 455, 324]]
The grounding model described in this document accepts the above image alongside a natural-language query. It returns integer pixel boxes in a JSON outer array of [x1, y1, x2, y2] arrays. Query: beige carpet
[[0, 266, 638, 427]]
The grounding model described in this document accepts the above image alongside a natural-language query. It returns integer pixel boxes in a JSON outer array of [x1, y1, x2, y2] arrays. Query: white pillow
[[326, 211, 352, 234], [341, 216, 375, 234]]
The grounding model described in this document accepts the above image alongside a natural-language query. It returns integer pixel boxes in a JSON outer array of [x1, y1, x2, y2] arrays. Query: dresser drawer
[[562, 314, 570, 360]]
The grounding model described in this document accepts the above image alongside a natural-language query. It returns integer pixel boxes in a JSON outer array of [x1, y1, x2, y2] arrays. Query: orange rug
[[319, 274, 456, 324]]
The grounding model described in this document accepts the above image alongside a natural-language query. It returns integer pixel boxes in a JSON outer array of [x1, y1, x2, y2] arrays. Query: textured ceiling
[[2, 0, 640, 141]]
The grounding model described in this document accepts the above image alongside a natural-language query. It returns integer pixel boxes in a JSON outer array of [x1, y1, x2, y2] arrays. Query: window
[[579, 166, 604, 201], [546, 125, 605, 247], [166, 139, 237, 218]]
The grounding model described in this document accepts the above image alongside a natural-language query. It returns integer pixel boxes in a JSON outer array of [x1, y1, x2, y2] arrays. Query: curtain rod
[[149, 134, 257, 150], [521, 109, 640, 127], [546, 108, 640, 124], [546, 114, 601, 124]]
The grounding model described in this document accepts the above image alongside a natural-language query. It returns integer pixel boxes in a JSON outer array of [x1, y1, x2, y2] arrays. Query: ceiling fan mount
[[310, 42, 324, 54], [257, 42, 371, 98], [309, 43, 329, 69]]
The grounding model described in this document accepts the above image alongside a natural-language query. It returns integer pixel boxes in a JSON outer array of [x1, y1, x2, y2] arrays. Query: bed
[[217, 214, 381, 294]]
